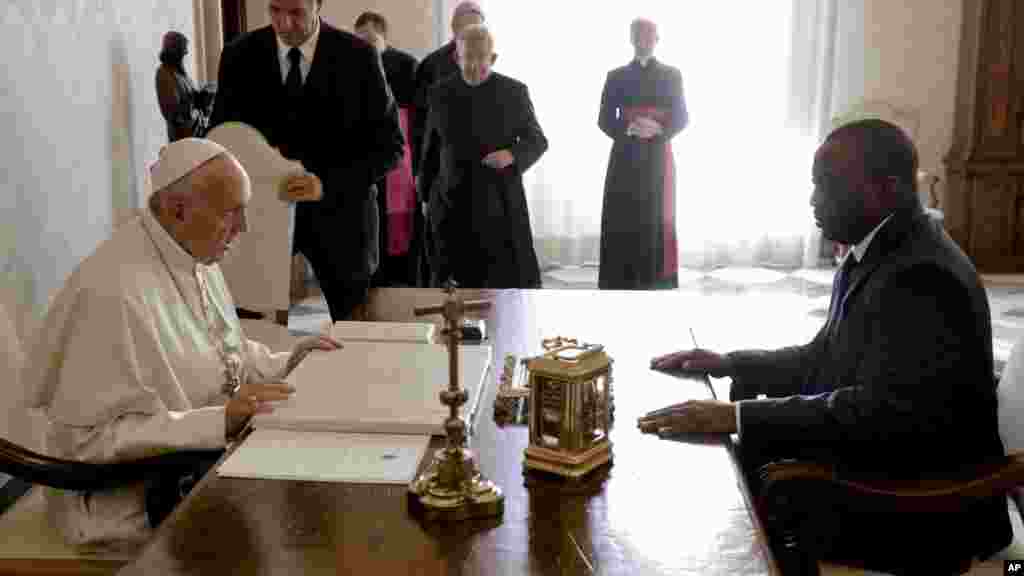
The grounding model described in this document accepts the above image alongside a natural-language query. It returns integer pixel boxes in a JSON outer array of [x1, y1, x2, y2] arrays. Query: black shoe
[[236, 307, 265, 320]]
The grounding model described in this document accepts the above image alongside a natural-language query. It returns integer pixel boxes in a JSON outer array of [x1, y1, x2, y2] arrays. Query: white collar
[[276, 17, 320, 65], [850, 213, 893, 263], [141, 207, 201, 273]]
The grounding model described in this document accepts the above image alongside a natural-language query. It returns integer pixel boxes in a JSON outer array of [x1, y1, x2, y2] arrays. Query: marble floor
[[286, 265, 1024, 375]]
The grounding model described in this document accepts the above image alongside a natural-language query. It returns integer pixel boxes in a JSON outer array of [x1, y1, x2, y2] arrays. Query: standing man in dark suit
[[639, 120, 1011, 573], [355, 11, 419, 288], [411, 1, 485, 287], [210, 0, 403, 322]]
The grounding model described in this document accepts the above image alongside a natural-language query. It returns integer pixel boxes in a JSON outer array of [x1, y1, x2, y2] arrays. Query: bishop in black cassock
[[598, 18, 688, 290], [418, 23, 547, 289]]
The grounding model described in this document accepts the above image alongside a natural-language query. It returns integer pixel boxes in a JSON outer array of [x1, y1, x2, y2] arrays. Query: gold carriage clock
[[523, 337, 614, 478]]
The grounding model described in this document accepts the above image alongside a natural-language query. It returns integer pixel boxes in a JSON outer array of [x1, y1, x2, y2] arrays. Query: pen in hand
[[689, 328, 717, 401]]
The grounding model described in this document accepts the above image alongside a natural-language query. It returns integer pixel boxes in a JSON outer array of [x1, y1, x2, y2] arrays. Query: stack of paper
[[217, 340, 492, 484], [329, 321, 435, 344], [254, 342, 491, 436]]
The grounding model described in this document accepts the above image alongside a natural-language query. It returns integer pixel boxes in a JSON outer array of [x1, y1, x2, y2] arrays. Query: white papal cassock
[[21, 206, 289, 548]]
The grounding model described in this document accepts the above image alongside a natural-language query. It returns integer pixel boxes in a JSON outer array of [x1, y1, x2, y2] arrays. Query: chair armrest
[[0, 437, 224, 492], [759, 454, 1024, 514]]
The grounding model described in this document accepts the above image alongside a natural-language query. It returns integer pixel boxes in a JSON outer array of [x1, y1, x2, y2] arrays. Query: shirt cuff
[[735, 401, 743, 438]]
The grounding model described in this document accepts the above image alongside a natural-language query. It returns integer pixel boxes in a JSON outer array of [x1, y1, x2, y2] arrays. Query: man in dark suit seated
[[210, 0, 403, 322], [639, 119, 1012, 573]]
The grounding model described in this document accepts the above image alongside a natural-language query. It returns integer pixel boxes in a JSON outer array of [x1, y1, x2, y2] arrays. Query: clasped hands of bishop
[[626, 116, 664, 140], [482, 149, 516, 170], [225, 334, 342, 438], [637, 348, 738, 437]]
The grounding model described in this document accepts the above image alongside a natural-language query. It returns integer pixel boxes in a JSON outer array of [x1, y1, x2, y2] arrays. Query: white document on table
[[253, 342, 492, 436], [217, 428, 429, 484]]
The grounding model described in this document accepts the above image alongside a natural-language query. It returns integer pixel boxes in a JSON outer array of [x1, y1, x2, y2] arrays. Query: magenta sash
[[623, 106, 677, 278], [385, 107, 415, 256]]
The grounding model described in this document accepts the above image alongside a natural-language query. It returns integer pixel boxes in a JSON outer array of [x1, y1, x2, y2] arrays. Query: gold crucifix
[[407, 280, 504, 523]]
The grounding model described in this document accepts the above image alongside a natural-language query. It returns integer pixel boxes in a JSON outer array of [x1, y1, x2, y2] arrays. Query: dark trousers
[[293, 215, 370, 323]]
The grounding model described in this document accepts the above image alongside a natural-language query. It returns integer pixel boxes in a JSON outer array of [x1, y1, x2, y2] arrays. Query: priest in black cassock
[[418, 24, 548, 289], [598, 18, 688, 290], [412, 1, 486, 286], [355, 11, 420, 287]]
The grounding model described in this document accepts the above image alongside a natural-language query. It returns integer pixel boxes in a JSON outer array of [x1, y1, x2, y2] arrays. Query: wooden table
[[122, 288, 817, 575]]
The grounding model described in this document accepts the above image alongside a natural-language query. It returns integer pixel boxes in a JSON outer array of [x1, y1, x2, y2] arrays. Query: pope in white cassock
[[20, 138, 340, 548]]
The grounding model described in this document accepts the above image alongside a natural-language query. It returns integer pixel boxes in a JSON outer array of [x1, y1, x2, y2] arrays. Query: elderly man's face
[[269, 0, 318, 47], [179, 156, 250, 265], [810, 138, 877, 244], [458, 37, 495, 86], [631, 21, 658, 58]]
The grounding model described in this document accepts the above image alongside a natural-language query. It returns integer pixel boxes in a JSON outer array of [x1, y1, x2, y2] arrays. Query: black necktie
[[282, 47, 303, 158], [286, 47, 303, 99]]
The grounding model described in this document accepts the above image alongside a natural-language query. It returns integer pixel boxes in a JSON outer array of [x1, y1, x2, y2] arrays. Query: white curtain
[[437, 0, 863, 270]]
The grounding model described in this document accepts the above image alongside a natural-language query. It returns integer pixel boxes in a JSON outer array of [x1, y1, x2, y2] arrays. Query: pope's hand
[[637, 399, 737, 436], [650, 348, 733, 377], [225, 381, 295, 438], [482, 149, 515, 170], [279, 172, 323, 202], [281, 334, 342, 377]]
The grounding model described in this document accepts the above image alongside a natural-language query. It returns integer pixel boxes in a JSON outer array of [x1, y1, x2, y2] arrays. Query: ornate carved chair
[[753, 339, 1024, 575]]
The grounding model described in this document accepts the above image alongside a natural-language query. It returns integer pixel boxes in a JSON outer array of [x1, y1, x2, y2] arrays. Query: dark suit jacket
[[729, 206, 1011, 563], [381, 47, 418, 108], [411, 41, 458, 176], [210, 22, 403, 275]]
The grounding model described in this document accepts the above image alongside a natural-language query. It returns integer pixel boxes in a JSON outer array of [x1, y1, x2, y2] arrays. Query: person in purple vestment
[[598, 18, 688, 290], [355, 11, 420, 287]]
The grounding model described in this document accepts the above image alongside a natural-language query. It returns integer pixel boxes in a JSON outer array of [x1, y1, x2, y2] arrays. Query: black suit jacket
[[381, 47, 418, 108], [411, 41, 458, 176], [210, 22, 403, 273], [729, 206, 1011, 561]]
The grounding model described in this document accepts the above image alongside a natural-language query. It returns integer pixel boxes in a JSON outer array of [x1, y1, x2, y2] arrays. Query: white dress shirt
[[735, 214, 894, 437], [276, 18, 320, 86]]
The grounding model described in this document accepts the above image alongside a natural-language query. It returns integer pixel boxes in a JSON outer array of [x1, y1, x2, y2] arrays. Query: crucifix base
[[408, 446, 504, 523]]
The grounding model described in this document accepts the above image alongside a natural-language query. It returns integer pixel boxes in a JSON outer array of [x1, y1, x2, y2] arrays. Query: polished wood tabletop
[[121, 288, 822, 576]]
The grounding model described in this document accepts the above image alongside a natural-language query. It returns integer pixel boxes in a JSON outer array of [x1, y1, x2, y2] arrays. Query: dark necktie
[[826, 253, 858, 337], [282, 47, 303, 158], [802, 253, 858, 396], [286, 47, 303, 99]]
